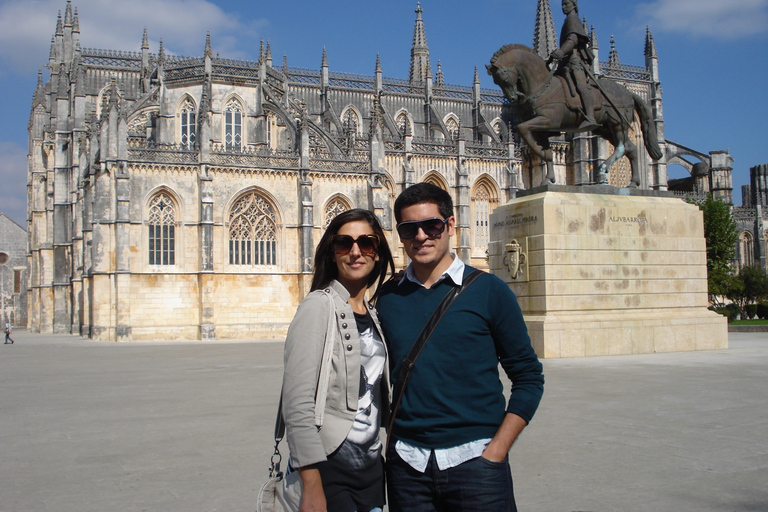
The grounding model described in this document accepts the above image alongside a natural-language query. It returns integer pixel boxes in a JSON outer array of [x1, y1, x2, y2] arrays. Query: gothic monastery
[[27, 1, 733, 340]]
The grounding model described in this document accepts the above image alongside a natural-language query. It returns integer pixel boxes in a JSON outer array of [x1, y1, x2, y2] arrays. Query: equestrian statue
[[486, 0, 662, 187]]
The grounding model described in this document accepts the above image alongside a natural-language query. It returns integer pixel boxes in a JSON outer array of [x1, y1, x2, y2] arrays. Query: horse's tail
[[632, 93, 663, 161]]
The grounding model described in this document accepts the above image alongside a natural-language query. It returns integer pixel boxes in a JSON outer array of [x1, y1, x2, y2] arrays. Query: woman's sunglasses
[[331, 234, 380, 256], [396, 217, 449, 240]]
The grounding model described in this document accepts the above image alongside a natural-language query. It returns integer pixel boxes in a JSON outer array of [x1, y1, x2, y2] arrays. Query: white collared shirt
[[396, 254, 492, 471]]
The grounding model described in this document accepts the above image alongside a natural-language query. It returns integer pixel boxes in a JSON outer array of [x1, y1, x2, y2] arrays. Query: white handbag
[[256, 292, 336, 512]]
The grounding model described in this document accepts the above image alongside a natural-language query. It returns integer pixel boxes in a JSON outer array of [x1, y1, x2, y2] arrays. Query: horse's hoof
[[548, 177, 556, 184], [628, 182, 638, 189]]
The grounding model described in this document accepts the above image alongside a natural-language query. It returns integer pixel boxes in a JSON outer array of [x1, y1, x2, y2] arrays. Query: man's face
[[562, 0, 576, 15], [398, 202, 455, 270]]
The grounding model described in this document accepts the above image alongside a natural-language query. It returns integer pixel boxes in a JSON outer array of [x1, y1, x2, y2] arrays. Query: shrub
[[745, 304, 758, 319]]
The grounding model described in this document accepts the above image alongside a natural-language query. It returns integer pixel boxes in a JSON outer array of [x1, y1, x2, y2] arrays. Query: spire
[[49, 36, 56, 62], [142, 28, 149, 50], [204, 32, 212, 58], [64, 1, 73, 27], [282, 52, 288, 73], [56, 11, 63, 36], [265, 40, 273, 66], [608, 35, 620, 67], [644, 26, 657, 59], [590, 25, 598, 49], [532, 0, 557, 60], [73, 7, 79, 33], [158, 39, 166, 63], [258, 39, 265, 62], [408, 2, 431, 84], [376, 53, 382, 74], [32, 68, 45, 107], [435, 61, 444, 87], [321, 46, 328, 67]]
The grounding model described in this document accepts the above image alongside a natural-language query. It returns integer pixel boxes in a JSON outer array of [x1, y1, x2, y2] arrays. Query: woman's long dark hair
[[310, 208, 395, 296]]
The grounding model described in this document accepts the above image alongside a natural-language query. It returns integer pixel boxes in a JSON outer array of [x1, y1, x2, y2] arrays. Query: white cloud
[[0, 0, 268, 75], [0, 141, 28, 227], [636, 0, 768, 39]]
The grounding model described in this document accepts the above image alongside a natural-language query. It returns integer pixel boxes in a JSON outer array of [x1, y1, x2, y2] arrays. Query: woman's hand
[[299, 466, 327, 512]]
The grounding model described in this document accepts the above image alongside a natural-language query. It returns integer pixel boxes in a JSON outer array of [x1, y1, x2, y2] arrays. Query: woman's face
[[332, 220, 380, 290]]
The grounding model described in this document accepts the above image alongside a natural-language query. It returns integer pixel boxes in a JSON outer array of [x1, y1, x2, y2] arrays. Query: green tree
[[687, 194, 738, 304]]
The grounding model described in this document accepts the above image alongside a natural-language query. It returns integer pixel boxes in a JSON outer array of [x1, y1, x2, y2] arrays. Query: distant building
[[732, 164, 768, 272], [0, 213, 28, 327], [26, 1, 732, 340]]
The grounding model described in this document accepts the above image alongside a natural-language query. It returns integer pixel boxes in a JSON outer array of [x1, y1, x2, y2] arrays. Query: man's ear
[[446, 215, 457, 236]]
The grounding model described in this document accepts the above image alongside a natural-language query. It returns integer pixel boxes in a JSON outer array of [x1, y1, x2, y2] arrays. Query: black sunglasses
[[396, 217, 449, 240], [331, 234, 380, 256]]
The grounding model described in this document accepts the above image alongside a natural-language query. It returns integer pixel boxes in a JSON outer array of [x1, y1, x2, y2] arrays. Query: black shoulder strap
[[385, 269, 484, 452]]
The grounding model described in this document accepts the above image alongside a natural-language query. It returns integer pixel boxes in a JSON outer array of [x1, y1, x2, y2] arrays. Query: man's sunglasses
[[396, 217, 449, 240], [331, 234, 380, 256]]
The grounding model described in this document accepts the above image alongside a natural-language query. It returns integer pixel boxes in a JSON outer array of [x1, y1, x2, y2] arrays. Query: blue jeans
[[386, 446, 517, 512]]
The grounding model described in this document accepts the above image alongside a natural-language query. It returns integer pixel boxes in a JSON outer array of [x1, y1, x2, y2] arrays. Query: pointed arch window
[[229, 192, 277, 265], [342, 109, 359, 136], [473, 182, 498, 250], [148, 193, 176, 265], [180, 98, 196, 148], [493, 121, 503, 139], [225, 99, 243, 150], [396, 113, 410, 136], [446, 118, 459, 140], [740, 231, 755, 269], [325, 198, 350, 228]]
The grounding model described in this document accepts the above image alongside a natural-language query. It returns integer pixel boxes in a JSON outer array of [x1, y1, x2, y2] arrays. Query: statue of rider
[[549, 0, 600, 131]]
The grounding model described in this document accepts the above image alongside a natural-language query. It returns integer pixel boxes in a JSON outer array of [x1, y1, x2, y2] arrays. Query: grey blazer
[[281, 280, 391, 468]]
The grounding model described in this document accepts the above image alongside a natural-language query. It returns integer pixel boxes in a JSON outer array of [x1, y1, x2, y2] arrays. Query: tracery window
[[180, 98, 196, 148], [225, 99, 243, 150], [446, 118, 459, 140], [740, 231, 755, 269], [493, 121, 503, 139], [342, 109, 359, 136], [229, 192, 277, 266], [325, 198, 350, 228], [473, 181, 498, 251], [148, 193, 176, 265], [396, 113, 410, 136]]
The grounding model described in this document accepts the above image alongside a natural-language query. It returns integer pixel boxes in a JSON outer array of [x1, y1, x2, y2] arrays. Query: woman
[[282, 209, 395, 512]]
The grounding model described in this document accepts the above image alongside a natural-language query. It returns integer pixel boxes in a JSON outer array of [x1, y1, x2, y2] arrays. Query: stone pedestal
[[488, 186, 728, 358]]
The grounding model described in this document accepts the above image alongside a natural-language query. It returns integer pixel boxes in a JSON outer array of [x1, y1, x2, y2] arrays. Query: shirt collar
[[400, 253, 465, 288]]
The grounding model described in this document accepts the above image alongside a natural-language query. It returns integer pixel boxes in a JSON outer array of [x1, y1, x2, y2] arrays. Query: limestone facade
[[0, 213, 28, 327], [26, 1, 726, 341]]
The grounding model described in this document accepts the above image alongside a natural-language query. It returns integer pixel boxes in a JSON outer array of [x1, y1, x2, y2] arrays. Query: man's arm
[[481, 413, 528, 462]]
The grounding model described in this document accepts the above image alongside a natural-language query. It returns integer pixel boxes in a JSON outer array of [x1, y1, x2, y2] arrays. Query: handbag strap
[[385, 269, 484, 453], [269, 291, 336, 476]]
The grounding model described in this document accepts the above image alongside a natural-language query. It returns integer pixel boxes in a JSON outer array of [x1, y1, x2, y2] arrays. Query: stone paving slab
[[1, 331, 766, 512]]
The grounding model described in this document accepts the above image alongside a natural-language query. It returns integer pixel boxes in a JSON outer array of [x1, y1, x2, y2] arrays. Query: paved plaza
[[1, 330, 766, 512]]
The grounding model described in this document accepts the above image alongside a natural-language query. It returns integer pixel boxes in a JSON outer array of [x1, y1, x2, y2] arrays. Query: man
[[376, 183, 544, 511], [550, 0, 599, 131]]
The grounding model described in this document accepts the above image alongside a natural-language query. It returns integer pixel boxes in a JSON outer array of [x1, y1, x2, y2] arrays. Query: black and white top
[[317, 310, 385, 512]]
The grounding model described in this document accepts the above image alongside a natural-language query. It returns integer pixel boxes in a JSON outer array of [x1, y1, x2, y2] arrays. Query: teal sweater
[[376, 266, 544, 449]]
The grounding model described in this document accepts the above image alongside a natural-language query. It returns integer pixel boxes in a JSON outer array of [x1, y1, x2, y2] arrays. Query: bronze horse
[[487, 44, 663, 187]]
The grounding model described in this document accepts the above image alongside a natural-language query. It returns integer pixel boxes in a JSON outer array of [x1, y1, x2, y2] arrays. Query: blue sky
[[0, 0, 766, 226]]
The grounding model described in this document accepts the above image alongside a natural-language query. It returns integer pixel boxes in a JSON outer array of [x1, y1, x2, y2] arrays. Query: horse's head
[[487, 62, 522, 104], [488, 44, 549, 103]]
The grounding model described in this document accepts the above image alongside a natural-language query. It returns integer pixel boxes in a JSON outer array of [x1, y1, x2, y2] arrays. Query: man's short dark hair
[[394, 183, 454, 224]]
